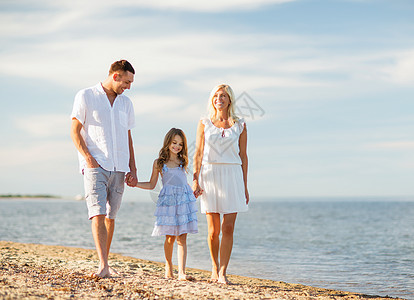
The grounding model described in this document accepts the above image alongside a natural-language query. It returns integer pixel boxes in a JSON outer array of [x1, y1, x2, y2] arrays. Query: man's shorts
[[83, 167, 125, 220]]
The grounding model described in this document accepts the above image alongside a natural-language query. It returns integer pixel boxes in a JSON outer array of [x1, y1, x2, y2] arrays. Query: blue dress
[[152, 164, 198, 236]]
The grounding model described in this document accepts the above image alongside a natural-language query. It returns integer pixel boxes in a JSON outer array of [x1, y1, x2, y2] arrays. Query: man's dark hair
[[109, 60, 135, 75]]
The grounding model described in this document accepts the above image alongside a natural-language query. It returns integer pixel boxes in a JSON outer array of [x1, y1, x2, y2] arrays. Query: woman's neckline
[[209, 118, 236, 130]]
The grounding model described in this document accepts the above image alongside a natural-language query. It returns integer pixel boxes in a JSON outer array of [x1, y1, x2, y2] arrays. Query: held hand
[[125, 172, 138, 187], [245, 188, 250, 205], [192, 181, 204, 198]]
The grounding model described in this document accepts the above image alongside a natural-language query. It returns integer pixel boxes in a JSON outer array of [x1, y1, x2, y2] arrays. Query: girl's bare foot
[[165, 265, 174, 279]]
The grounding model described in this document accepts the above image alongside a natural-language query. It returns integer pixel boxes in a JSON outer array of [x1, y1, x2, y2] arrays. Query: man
[[71, 60, 138, 278]]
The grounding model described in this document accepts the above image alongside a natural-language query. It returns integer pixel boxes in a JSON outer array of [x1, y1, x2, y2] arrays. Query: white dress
[[199, 118, 248, 214], [152, 164, 198, 236]]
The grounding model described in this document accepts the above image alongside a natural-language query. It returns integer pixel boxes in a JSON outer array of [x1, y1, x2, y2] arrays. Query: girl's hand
[[192, 181, 203, 198]]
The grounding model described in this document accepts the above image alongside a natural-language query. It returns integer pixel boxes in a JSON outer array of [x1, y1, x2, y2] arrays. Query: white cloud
[[15, 114, 69, 138], [381, 50, 414, 85], [0, 140, 74, 168]]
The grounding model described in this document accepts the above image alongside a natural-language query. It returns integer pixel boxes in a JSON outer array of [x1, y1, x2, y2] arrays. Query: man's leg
[[105, 217, 118, 275], [105, 171, 125, 275], [91, 215, 110, 278]]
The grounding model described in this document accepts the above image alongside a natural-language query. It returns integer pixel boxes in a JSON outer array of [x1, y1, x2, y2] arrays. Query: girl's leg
[[176, 233, 188, 280], [206, 213, 221, 281], [218, 213, 237, 284], [164, 235, 176, 278]]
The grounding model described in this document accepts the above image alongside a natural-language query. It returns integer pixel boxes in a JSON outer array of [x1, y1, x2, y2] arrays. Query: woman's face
[[169, 134, 184, 156], [213, 89, 230, 111]]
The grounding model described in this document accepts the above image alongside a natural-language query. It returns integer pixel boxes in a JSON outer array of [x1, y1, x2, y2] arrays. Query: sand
[[0, 241, 400, 300]]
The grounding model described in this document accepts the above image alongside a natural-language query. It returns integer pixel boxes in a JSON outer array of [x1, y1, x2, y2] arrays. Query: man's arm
[[126, 130, 138, 186], [70, 118, 99, 168]]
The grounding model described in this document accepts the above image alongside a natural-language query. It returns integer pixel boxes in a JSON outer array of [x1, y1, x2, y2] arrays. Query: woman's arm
[[239, 124, 249, 204], [135, 160, 160, 190], [192, 120, 205, 197]]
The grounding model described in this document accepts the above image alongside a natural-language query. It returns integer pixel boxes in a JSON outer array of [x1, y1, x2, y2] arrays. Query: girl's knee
[[165, 235, 176, 244], [177, 234, 187, 246]]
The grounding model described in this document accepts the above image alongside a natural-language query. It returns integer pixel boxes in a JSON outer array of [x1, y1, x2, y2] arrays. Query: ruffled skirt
[[152, 184, 198, 236], [199, 163, 248, 214]]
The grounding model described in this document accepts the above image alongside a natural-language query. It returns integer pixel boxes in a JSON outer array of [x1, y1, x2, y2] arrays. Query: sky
[[0, 0, 413, 201]]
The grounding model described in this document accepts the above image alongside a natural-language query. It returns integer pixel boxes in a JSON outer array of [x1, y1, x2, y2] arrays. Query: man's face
[[113, 71, 134, 95]]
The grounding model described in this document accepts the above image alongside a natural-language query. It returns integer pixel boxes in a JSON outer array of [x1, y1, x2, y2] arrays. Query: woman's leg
[[164, 235, 176, 278], [176, 233, 188, 280], [218, 213, 237, 284], [206, 213, 221, 281]]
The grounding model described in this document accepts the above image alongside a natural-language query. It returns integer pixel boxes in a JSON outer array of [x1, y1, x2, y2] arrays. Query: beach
[[0, 241, 401, 300]]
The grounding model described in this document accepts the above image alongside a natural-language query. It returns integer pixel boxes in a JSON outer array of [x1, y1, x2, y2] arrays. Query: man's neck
[[101, 81, 117, 105]]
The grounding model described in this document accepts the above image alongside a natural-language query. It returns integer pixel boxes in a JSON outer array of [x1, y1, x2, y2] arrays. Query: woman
[[193, 84, 249, 284]]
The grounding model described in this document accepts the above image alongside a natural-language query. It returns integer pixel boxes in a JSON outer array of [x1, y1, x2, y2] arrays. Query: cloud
[[381, 50, 414, 85], [115, 0, 296, 12], [0, 140, 74, 168], [15, 114, 69, 138], [3, 0, 296, 13]]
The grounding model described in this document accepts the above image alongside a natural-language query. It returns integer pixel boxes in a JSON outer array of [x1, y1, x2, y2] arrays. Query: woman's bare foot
[[209, 267, 219, 283], [218, 274, 230, 285]]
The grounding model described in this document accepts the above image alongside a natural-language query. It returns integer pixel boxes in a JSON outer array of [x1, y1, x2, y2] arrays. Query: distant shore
[[0, 194, 60, 199], [0, 241, 401, 300]]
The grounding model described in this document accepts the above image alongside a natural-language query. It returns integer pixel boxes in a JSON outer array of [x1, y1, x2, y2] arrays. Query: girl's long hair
[[207, 84, 239, 125], [156, 128, 189, 171]]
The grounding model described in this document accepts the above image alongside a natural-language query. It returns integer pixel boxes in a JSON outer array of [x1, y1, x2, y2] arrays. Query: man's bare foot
[[178, 274, 195, 281], [109, 266, 119, 276], [90, 268, 111, 279]]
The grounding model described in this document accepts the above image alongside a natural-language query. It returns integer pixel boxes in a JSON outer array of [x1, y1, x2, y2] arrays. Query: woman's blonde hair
[[157, 128, 189, 171], [207, 84, 239, 125]]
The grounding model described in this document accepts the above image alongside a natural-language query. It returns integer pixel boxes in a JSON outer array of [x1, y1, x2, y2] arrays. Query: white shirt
[[201, 118, 246, 165], [71, 83, 135, 173]]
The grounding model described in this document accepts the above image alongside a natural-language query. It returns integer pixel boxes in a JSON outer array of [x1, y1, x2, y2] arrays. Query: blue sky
[[1, 0, 413, 200]]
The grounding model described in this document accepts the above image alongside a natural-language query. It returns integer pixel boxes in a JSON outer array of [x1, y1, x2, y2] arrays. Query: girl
[[134, 128, 198, 280]]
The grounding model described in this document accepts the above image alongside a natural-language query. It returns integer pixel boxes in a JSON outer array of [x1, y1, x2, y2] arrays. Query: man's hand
[[86, 156, 100, 169], [125, 171, 138, 187]]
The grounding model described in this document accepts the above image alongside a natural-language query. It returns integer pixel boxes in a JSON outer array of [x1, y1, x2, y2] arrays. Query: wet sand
[[0, 241, 401, 299]]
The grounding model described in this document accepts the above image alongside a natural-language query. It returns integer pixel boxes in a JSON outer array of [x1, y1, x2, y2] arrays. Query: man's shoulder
[[75, 83, 103, 100]]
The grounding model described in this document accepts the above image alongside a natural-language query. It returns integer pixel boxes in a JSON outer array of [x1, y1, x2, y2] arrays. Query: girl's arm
[[135, 160, 160, 190], [239, 124, 249, 204], [192, 120, 205, 197]]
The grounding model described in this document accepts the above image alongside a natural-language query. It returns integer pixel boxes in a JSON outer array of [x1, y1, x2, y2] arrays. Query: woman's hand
[[192, 181, 204, 198], [245, 187, 250, 205]]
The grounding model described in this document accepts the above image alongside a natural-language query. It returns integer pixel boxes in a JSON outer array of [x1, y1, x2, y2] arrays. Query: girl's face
[[169, 135, 184, 156], [213, 89, 230, 111]]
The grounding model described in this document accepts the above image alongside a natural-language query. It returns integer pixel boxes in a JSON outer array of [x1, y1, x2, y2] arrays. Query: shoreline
[[0, 241, 402, 300]]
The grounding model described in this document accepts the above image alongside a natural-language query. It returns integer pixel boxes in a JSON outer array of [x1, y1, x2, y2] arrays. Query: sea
[[1, 197, 413, 299]]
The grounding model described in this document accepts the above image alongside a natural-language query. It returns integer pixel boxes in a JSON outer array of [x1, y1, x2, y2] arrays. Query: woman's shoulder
[[199, 117, 210, 126], [234, 117, 246, 129]]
